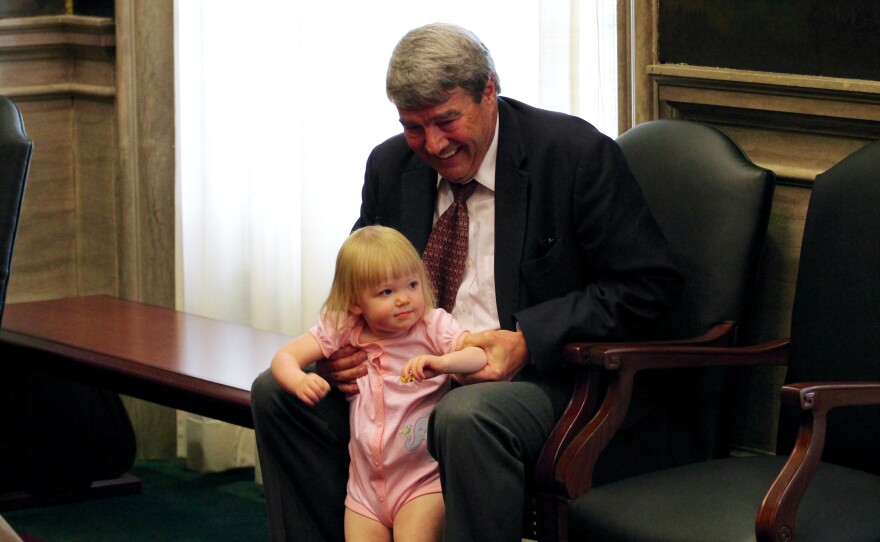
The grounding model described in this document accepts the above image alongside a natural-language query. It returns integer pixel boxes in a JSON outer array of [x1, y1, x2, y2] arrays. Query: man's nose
[[424, 126, 447, 156]]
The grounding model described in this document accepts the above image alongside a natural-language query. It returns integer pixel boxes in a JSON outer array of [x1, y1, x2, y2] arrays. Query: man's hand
[[455, 329, 529, 384], [315, 345, 368, 396]]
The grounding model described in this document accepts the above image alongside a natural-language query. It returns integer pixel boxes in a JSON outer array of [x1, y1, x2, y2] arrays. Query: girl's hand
[[401, 355, 443, 383], [454, 330, 529, 384], [291, 372, 331, 405]]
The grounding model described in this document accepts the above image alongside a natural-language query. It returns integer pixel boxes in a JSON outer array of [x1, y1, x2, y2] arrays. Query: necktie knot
[[451, 181, 477, 204]]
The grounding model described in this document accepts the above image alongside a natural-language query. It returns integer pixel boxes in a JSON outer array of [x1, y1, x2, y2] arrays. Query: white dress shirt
[[433, 117, 501, 333]]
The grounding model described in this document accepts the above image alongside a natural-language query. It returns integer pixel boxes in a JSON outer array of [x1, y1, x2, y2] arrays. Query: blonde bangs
[[323, 226, 436, 317]]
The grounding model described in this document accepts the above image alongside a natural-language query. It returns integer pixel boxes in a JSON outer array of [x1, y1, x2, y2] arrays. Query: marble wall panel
[[72, 51, 115, 87], [74, 96, 117, 296], [0, 51, 71, 88], [7, 97, 79, 301], [2, 15, 118, 303]]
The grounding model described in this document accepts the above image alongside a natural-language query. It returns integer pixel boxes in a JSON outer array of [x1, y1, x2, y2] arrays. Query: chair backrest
[[778, 139, 880, 475], [617, 119, 775, 343], [0, 95, 32, 324], [615, 119, 775, 462]]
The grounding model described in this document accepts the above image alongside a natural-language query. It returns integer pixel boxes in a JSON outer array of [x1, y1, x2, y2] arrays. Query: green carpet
[[3, 460, 269, 541]]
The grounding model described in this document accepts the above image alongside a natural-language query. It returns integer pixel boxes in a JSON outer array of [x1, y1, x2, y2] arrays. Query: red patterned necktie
[[423, 181, 478, 312]]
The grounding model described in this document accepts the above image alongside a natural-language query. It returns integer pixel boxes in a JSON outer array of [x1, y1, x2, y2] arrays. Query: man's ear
[[483, 75, 497, 100]]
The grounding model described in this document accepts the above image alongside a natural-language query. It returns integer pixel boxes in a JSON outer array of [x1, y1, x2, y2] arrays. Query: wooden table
[[0, 295, 291, 428], [0, 295, 292, 510]]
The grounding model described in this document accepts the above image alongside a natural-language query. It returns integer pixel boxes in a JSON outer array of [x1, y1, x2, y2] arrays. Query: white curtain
[[173, 0, 617, 472]]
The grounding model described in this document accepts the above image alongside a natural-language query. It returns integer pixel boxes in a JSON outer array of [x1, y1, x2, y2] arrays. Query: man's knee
[[430, 386, 493, 449], [251, 369, 279, 415]]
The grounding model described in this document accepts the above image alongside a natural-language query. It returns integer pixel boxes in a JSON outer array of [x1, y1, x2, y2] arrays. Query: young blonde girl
[[270, 225, 487, 542]]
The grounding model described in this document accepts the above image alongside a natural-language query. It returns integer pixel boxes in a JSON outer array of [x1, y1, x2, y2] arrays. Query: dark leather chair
[[561, 139, 880, 541], [531, 119, 776, 541], [0, 95, 32, 324], [0, 96, 32, 540]]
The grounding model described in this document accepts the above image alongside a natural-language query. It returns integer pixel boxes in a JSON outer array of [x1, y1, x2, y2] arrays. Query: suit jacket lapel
[[494, 99, 529, 329], [400, 158, 437, 254]]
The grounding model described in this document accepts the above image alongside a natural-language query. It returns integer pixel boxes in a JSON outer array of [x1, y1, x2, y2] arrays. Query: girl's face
[[351, 272, 426, 340]]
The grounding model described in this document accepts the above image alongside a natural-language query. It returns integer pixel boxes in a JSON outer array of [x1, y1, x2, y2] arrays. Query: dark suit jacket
[[355, 97, 682, 375]]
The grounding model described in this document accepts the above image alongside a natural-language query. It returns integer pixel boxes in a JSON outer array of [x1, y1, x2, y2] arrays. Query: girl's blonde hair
[[323, 226, 436, 323]]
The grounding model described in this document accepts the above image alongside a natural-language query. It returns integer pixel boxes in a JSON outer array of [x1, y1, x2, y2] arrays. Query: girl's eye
[[381, 289, 393, 296], [409, 281, 419, 289]]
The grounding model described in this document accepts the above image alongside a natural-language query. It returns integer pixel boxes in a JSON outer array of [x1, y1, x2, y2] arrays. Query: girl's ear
[[350, 303, 363, 316]]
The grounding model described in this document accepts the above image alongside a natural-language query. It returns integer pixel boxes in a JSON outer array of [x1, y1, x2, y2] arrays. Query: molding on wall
[[631, 0, 659, 127], [0, 15, 115, 47], [0, 83, 115, 99], [0, 15, 116, 100], [647, 64, 880, 185]]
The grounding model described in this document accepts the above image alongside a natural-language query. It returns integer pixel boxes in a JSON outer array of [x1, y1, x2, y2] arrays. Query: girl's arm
[[271, 333, 331, 405], [401, 333, 487, 382]]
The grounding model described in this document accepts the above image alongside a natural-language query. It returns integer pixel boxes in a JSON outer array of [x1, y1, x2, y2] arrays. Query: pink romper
[[311, 308, 467, 527]]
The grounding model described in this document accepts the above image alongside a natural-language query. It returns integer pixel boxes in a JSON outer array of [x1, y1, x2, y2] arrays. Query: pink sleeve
[[422, 308, 469, 355], [309, 313, 355, 358]]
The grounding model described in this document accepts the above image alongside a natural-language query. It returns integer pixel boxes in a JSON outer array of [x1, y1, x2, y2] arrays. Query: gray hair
[[386, 23, 501, 109]]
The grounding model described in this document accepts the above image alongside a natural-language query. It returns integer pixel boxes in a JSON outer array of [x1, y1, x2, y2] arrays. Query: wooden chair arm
[[563, 322, 737, 365], [586, 338, 789, 372], [781, 381, 880, 411], [537, 323, 742, 492], [533, 323, 743, 541], [556, 339, 790, 501], [756, 381, 880, 542]]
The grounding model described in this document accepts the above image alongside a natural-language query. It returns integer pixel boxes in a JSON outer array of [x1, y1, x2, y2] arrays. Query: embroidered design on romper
[[402, 415, 430, 450]]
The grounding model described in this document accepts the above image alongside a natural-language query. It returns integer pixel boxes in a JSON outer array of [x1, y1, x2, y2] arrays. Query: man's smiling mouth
[[439, 147, 459, 159]]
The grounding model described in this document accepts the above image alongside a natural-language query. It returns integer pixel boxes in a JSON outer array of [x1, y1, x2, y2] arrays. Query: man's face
[[397, 79, 498, 184]]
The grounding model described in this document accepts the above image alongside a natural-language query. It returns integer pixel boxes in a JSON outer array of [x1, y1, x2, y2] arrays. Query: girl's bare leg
[[392, 493, 444, 542], [344, 508, 392, 542]]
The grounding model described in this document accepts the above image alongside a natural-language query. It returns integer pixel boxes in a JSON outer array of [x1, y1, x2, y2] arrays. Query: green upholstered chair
[[0, 95, 31, 325], [530, 119, 776, 541], [0, 95, 32, 541], [558, 139, 880, 541]]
